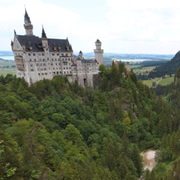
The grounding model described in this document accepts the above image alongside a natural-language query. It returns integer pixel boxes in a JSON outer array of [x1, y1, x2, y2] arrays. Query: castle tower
[[24, 8, 33, 36], [79, 51, 83, 59], [41, 26, 48, 48], [94, 39, 104, 64], [126, 62, 130, 71]]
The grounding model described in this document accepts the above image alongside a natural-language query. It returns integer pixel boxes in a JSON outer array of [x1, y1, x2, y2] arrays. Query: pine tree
[[150, 170, 157, 180], [144, 169, 150, 180], [118, 157, 129, 180], [124, 171, 137, 180], [131, 144, 143, 177], [43, 145, 53, 169], [121, 133, 130, 156]]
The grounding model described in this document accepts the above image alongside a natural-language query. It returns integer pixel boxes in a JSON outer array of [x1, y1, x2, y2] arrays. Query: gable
[[13, 36, 23, 51]]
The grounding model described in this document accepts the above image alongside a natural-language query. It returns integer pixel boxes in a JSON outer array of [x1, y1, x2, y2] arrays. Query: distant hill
[[82, 53, 173, 60], [148, 51, 180, 78]]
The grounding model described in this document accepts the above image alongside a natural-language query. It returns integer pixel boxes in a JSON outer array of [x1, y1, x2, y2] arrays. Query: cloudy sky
[[1, 0, 180, 54]]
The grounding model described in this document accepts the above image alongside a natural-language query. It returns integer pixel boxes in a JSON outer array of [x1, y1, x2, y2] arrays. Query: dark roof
[[16, 35, 73, 52], [42, 26, 47, 38], [96, 39, 101, 43], [79, 51, 82, 53], [75, 56, 81, 60], [81, 59, 97, 63], [24, 9, 31, 23]]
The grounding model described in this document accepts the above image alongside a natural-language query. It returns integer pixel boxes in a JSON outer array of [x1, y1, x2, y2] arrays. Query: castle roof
[[96, 39, 101, 43], [24, 9, 31, 23], [75, 56, 81, 60], [16, 35, 73, 52], [41, 26, 47, 38], [81, 59, 98, 63]]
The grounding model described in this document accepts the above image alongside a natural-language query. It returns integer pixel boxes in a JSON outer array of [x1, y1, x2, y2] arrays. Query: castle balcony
[[15, 56, 25, 71]]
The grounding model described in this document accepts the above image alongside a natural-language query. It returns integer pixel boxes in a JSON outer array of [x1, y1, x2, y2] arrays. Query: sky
[[1, 0, 180, 54]]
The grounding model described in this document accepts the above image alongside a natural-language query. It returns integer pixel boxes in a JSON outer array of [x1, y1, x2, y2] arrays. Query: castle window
[[43, 63, 46, 66], [55, 63, 57, 65], [63, 67, 65, 69], [44, 68, 46, 70], [38, 73, 40, 75], [56, 68, 58, 69], [70, 71, 71, 73], [33, 53, 35, 56], [53, 68, 55, 70], [52, 54, 54, 56], [30, 59, 32, 61], [34, 59, 36, 61], [40, 64, 42, 66], [49, 72, 51, 74], [52, 59, 54, 61], [30, 64, 33, 67], [28, 53, 31, 56], [59, 63, 61, 65], [43, 59, 45, 61], [42, 73, 44, 75], [45, 73, 47, 75], [51, 63, 53, 65], [31, 69, 34, 71], [57, 54, 59, 56], [66, 67, 68, 69], [69, 67, 71, 69], [60, 71, 61, 73], [42, 54, 44, 56]]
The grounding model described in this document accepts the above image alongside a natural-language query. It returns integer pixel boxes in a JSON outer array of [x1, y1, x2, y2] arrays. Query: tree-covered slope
[[148, 51, 180, 78], [0, 63, 180, 179]]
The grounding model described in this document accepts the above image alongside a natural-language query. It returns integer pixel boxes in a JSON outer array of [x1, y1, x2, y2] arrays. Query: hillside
[[1, 64, 180, 179], [148, 51, 180, 78]]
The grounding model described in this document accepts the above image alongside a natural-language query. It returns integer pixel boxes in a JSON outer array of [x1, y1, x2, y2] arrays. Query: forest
[[148, 51, 180, 79], [1, 62, 180, 179]]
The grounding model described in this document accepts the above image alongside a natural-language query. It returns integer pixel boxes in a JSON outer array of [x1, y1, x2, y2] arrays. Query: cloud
[[1, 0, 180, 53]]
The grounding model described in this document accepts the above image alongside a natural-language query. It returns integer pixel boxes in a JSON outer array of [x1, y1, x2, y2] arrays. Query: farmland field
[[143, 75, 174, 88], [0, 60, 15, 66], [133, 66, 156, 73], [159, 75, 174, 86], [0, 68, 16, 76]]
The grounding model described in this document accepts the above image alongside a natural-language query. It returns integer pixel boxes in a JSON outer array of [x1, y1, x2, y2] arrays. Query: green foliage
[[0, 65, 180, 179]]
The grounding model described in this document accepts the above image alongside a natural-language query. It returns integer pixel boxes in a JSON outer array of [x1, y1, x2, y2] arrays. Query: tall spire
[[24, 8, 31, 23], [42, 26, 47, 38], [24, 8, 33, 36]]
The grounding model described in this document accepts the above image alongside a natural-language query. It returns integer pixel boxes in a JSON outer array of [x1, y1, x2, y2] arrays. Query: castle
[[11, 9, 103, 88]]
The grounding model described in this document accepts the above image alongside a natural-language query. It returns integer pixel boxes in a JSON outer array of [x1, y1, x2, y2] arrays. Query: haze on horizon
[[1, 0, 180, 54]]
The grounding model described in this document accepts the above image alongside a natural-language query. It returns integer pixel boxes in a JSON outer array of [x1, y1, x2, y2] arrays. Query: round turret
[[94, 39, 104, 64]]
